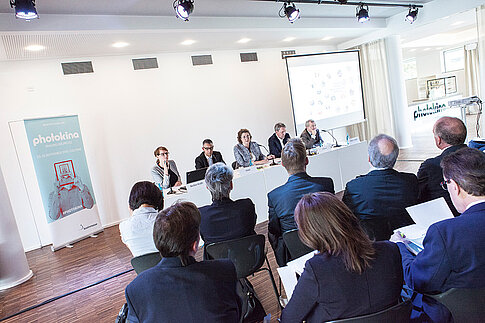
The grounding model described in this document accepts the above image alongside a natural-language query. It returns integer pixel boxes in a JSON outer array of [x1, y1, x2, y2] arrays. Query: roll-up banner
[[24, 115, 102, 250]]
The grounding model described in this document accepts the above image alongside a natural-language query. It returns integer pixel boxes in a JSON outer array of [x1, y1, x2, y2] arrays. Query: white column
[[0, 166, 32, 290], [384, 35, 413, 148]]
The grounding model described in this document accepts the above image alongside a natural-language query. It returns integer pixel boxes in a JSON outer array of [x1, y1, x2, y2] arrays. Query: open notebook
[[396, 197, 454, 255]]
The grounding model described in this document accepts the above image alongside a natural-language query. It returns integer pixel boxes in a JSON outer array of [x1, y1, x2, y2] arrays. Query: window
[[403, 58, 417, 80], [442, 47, 464, 72]]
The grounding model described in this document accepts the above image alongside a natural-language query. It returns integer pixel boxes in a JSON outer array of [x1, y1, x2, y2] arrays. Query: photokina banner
[[24, 115, 102, 250]]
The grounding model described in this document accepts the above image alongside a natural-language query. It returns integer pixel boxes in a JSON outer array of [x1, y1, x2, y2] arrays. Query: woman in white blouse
[[119, 181, 164, 257]]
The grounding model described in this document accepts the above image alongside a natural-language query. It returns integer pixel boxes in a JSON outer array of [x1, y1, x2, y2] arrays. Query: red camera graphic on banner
[[54, 160, 76, 187]]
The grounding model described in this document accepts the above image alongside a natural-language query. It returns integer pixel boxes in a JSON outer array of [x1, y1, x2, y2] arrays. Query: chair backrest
[[205, 234, 266, 279], [282, 229, 313, 260], [130, 252, 162, 274], [427, 287, 485, 323], [326, 299, 412, 323]]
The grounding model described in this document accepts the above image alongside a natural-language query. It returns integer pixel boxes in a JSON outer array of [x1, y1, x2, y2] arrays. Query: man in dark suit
[[195, 139, 225, 169], [268, 122, 291, 158], [125, 201, 240, 323], [300, 119, 323, 149], [343, 134, 418, 241], [392, 148, 485, 322], [267, 138, 334, 266], [417, 116, 467, 216], [199, 163, 256, 245]]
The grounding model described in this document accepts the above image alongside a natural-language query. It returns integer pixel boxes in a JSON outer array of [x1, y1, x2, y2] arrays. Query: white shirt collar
[[465, 199, 485, 211]]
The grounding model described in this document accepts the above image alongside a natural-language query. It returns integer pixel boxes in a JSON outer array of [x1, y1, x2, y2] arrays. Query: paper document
[[277, 251, 315, 301], [395, 197, 454, 254]]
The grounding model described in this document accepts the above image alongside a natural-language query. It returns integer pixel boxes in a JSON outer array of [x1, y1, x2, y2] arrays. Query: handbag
[[237, 277, 267, 323]]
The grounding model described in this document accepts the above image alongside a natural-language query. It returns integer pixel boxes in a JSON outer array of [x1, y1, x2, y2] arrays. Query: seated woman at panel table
[[198, 163, 257, 245], [151, 146, 182, 189], [233, 128, 269, 168], [280, 192, 403, 323], [119, 181, 164, 257]]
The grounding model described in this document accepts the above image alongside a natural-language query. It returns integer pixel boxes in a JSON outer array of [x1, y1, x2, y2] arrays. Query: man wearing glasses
[[195, 139, 225, 170]]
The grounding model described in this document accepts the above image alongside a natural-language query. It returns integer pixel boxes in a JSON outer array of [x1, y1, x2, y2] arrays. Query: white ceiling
[[0, 0, 467, 61]]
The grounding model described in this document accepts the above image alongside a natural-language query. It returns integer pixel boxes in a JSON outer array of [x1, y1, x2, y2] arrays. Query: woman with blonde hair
[[281, 192, 403, 322]]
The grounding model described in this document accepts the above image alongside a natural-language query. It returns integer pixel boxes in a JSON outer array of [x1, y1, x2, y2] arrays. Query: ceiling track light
[[280, 2, 300, 23], [173, 0, 194, 21], [356, 3, 369, 23], [406, 6, 418, 24], [10, 0, 38, 20]]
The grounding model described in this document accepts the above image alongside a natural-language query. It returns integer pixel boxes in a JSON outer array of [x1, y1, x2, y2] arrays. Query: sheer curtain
[[464, 44, 480, 98], [347, 39, 395, 141], [476, 5, 485, 136]]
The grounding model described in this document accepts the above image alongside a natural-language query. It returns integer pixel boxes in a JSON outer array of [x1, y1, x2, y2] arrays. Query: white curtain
[[464, 45, 480, 98], [347, 39, 395, 141], [476, 5, 485, 136]]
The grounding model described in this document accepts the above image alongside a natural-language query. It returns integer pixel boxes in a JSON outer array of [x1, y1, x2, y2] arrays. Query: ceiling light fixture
[[237, 38, 251, 43], [356, 4, 369, 23], [321, 36, 334, 41], [181, 39, 196, 45], [279, 2, 300, 23], [283, 37, 296, 42], [25, 44, 45, 51], [173, 0, 194, 21], [10, 0, 38, 20], [112, 42, 129, 48], [405, 6, 418, 24]]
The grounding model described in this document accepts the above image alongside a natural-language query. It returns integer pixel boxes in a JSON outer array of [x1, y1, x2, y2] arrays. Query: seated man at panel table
[[268, 122, 291, 158], [392, 147, 485, 322], [195, 139, 225, 170], [300, 119, 323, 149], [417, 116, 467, 217], [125, 201, 241, 323], [198, 163, 256, 245], [342, 134, 417, 241], [267, 138, 334, 266]]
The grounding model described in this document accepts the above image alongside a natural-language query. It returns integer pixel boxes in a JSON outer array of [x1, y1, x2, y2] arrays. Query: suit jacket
[[417, 144, 466, 217], [397, 202, 485, 322], [300, 129, 322, 149], [125, 256, 240, 323], [268, 133, 290, 158], [342, 169, 418, 241], [267, 172, 334, 266], [281, 241, 403, 323], [195, 151, 225, 169], [199, 197, 257, 245]]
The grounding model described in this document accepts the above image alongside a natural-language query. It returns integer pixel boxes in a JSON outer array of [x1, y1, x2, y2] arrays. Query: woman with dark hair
[[125, 201, 241, 323], [280, 192, 403, 322], [233, 128, 269, 168], [151, 146, 182, 189], [119, 181, 164, 257]]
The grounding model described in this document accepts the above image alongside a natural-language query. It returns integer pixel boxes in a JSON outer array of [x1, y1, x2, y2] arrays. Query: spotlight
[[173, 0, 194, 21], [406, 6, 418, 24], [10, 0, 38, 20], [356, 4, 369, 23], [283, 2, 300, 23]]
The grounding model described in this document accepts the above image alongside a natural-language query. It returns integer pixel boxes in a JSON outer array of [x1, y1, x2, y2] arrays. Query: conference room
[[1, 0, 485, 322]]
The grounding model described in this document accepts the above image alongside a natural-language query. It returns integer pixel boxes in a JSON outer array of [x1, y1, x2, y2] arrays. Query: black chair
[[282, 229, 313, 260], [130, 252, 162, 274], [231, 161, 240, 170], [326, 299, 412, 323], [205, 234, 281, 307], [426, 287, 485, 323]]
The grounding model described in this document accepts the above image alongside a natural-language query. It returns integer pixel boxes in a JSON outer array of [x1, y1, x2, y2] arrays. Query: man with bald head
[[417, 116, 467, 216], [343, 134, 418, 241]]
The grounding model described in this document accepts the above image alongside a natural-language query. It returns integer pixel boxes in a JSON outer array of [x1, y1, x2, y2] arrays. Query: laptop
[[186, 168, 208, 184]]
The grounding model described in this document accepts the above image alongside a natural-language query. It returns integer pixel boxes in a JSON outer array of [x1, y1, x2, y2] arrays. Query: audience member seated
[[268, 122, 290, 158], [119, 181, 164, 257], [300, 119, 323, 149], [281, 192, 403, 322], [233, 128, 268, 167], [392, 147, 485, 322], [151, 146, 182, 189], [198, 163, 256, 245], [125, 201, 241, 323], [342, 134, 417, 241], [417, 116, 467, 216], [195, 139, 225, 169], [267, 138, 334, 266]]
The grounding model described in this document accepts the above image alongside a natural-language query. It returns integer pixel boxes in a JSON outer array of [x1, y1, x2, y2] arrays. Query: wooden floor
[[1, 121, 472, 322]]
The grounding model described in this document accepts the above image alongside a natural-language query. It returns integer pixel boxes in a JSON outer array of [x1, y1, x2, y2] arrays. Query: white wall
[[0, 45, 335, 251]]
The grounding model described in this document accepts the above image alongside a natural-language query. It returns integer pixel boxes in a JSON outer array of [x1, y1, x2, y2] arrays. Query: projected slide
[[286, 51, 365, 135]]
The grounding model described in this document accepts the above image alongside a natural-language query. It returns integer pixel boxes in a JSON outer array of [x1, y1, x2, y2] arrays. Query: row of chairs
[[129, 233, 485, 322]]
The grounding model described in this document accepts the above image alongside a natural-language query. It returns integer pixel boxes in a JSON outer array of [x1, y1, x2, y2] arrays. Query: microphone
[[257, 144, 277, 166], [321, 129, 342, 148]]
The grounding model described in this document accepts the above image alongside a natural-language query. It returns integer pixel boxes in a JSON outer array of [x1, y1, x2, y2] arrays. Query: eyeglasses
[[440, 179, 451, 191], [158, 152, 169, 156], [203, 146, 214, 150]]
